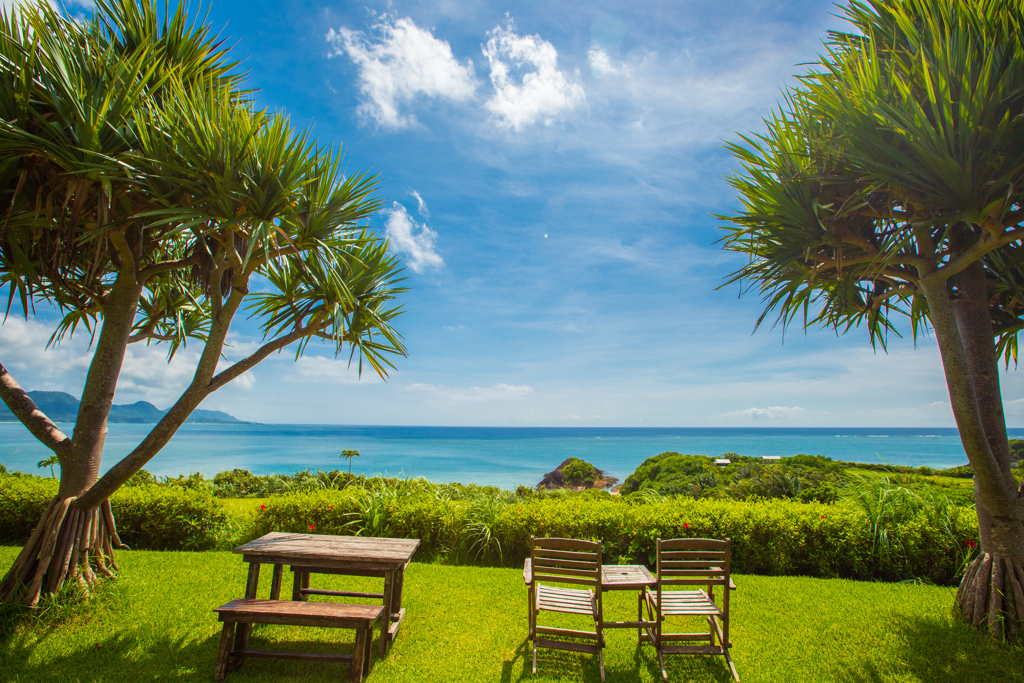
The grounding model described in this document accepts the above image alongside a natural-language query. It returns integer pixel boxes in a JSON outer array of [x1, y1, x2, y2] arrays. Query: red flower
[[329, 505, 334, 509], [965, 539, 978, 549], [821, 515, 826, 519], [683, 523, 689, 530], [260, 505, 266, 510], [519, 508, 523, 513], [309, 524, 315, 531]]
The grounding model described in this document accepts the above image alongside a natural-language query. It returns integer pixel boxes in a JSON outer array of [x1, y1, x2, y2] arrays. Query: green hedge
[[0, 474, 980, 584], [0, 475, 229, 551], [240, 488, 979, 585]]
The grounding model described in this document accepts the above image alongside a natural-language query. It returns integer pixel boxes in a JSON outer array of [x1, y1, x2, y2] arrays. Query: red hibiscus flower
[[309, 524, 315, 531], [965, 539, 978, 549], [260, 504, 266, 510]]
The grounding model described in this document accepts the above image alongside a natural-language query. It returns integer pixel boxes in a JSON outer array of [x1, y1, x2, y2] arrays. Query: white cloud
[[409, 189, 429, 218], [482, 18, 585, 130], [587, 46, 620, 78], [1004, 397, 1024, 415], [284, 355, 383, 384], [719, 406, 807, 420], [383, 201, 444, 273], [327, 16, 477, 129], [404, 382, 533, 401]]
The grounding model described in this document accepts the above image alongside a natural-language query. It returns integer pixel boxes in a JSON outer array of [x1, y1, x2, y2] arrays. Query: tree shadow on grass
[[834, 615, 1024, 683], [0, 627, 373, 682]]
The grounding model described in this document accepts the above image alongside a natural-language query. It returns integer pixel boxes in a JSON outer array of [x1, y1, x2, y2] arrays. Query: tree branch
[[76, 317, 327, 507], [138, 254, 200, 284], [924, 225, 1024, 287], [207, 320, 327, 392], [0, 362, 71, 455]]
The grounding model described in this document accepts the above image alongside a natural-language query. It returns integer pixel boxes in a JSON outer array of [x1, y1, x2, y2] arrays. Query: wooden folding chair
[[641, 538, 739, 682], [524, 537, 605, 681]]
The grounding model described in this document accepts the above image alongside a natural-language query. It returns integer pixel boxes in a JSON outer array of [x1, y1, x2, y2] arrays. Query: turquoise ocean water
[[2, 424, 1019, 489]]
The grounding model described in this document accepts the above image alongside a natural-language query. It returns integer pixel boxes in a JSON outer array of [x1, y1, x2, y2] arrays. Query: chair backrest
[[656, 537, 731, 587], [530, 537, 602, 588]]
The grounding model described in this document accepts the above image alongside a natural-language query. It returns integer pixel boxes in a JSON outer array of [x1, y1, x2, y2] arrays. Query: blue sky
[[5, 0, 1024, 427]]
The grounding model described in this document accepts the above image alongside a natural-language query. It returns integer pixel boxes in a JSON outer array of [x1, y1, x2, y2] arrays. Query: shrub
[[111, 484, 229, 550], [0, 474, 230, 550], [560, 458, 599, 487], [0, 474, 59, 543], [239, 484, 979, 585]]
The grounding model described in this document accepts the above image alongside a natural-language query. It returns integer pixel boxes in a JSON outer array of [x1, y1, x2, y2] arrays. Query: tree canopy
[[0, 0, 407, 605]]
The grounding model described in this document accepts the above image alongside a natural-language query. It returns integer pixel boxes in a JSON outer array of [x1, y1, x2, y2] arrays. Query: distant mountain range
[[0, 391, 246, 424]]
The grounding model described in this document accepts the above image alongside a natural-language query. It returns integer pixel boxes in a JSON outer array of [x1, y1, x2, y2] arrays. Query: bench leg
[[214, 621, 235, 681], [351, 627, 367, 682]]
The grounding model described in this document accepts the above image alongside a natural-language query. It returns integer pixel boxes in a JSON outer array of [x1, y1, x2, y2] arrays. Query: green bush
[[239, 483, 979, 585], [0, 474, 230, 550], [560, 458, 599, 486], [0, 474, 59, 542], [111, 484, 230, 550]]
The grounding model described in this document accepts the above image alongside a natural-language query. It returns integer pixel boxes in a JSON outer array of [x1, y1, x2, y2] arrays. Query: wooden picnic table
[[233, 532, 420, 655]]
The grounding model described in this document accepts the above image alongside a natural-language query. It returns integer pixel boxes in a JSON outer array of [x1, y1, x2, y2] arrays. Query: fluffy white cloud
[[483, 18, 585, 130], [719, 406, 807, 420], [404, 382, 533, 401], [383, 201, 444, 273], [327, 16, 477, 129]]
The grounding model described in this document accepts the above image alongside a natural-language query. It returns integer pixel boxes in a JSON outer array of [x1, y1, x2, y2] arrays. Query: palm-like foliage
[[720, 0, 1024, 352], [0, 0, 407, 605]]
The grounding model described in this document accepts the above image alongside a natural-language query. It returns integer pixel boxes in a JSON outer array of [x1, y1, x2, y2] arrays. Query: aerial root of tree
[[0, 497, 125, 606], [956, 552, 1024, 640]]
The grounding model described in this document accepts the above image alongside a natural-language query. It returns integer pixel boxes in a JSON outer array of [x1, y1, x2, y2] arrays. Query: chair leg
[[598, 649, 605, 682], [213, 622, 234, 682], [724, 647, 740, 682], [657, 647, 668, 681], [532, 641, 538, 674]]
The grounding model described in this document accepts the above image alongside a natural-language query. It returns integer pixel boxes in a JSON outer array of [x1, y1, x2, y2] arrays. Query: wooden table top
[[601, 564, 655, 589], [234, 533, 420, 569], [523, 559, 655, 589]]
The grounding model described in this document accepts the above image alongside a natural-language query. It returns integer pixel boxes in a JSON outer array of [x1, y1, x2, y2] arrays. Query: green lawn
[[0, 546, 1020, 683]]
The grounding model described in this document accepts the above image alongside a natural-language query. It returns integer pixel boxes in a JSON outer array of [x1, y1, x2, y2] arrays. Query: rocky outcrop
[[537, 458, 618, 491]]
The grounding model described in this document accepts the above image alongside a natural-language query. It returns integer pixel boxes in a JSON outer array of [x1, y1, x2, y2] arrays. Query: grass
[[0, 546, 1021, 683]]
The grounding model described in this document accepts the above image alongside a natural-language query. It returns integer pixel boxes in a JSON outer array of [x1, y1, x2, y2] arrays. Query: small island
[[536, 457, 618, 491]]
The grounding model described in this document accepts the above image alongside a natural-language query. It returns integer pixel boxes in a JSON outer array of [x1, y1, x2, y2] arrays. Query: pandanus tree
[[0, 0, 407, 605], [719, 0, 1024, 637]]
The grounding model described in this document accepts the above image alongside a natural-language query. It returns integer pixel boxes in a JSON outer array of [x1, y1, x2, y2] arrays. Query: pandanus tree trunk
[[0, 262, 142, 605], [0, 498, 126, 606], [923, 263, 1024, 638]]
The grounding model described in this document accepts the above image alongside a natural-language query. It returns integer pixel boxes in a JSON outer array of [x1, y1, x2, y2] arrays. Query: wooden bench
[[213, 599, 384, 682]]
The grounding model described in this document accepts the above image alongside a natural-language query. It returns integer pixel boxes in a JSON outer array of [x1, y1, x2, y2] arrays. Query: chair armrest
[[729, 579, 737, 591], [523, 558, 533, 585]]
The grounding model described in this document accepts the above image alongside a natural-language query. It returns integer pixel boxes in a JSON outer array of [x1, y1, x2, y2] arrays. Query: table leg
[[380, 570, 395, 656], [270, 563, 283, 600], [244, 562, 261, 599], [292, 568, 302, 601]]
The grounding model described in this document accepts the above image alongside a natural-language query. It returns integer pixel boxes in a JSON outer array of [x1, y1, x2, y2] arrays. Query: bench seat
[[213, 599, 384, 682]]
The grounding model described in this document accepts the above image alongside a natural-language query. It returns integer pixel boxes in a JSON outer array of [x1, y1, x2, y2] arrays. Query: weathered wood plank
[[215, 599, 383, 629]]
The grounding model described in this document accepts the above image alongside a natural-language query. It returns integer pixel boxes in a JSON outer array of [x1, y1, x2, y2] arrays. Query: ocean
[[1, 424, 1017, 489]]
